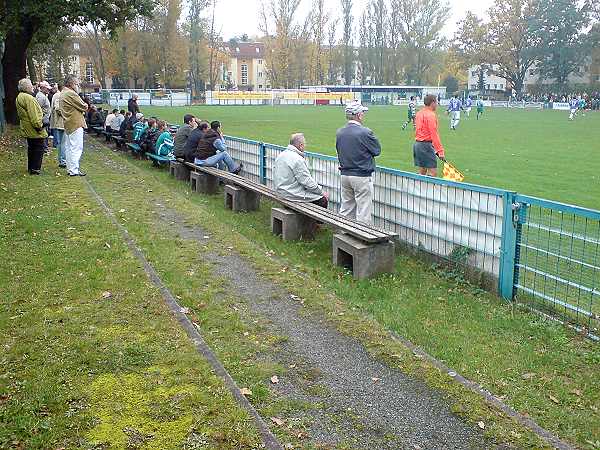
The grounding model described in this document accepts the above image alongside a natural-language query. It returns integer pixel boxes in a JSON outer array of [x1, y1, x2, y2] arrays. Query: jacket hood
[[285, 144, 304, 157]]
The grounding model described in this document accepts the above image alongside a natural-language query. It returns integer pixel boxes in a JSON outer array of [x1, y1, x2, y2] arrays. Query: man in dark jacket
[[173, 114, 196, 158], [183, 121, 209, 162], [128, 94, 140, 115], [335, 101, 381, 224], [194, 121, 242, 173]]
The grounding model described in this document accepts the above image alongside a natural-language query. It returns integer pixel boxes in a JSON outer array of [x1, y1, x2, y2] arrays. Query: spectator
[[128, 94, 140, 115], [110, 109, 125, 133], [183, 121, 209, 162], [273, 133, 328, 208], [173, 114, 196, 159], [104, 108, 117, 131], [130, 112, 142, 128], [35, 81, 51, 127], [133, 116, 148, 143], [414, 94, 445, 177], [87, 105, 104, 128], [141, 118, 160, 153], [60, 75, 88, 177], [335, 101, 381, 224], [154, 120, 175, 157], [119, 111, 132, 136], [49, 84, 66, 168], [194, 121, 242, 174], [16, 78, 48, 175]]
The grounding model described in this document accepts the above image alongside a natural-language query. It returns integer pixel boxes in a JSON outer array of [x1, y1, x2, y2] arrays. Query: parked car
[[89, 93, 103, 104]]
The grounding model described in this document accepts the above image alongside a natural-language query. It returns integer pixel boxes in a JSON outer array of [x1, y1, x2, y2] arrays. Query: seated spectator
[[130, 112, 143, 128], [141, 118, 160, 152], [104, 108, 117, 131], [273, 133, 328, 208], [87, 105, 104, 128], [184, 121, 209, 162], [154, 120, 175, 157], [173, 114, 196, 159], [109, 109, 125, 133], [133, 116, 148, 143], [194, 120, 242, 174], [119, 111, 132, 136]]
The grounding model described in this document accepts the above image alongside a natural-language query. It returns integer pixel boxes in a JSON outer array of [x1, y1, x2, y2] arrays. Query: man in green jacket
[[16, 78, 48, 174], [60, 75, 88, 176]]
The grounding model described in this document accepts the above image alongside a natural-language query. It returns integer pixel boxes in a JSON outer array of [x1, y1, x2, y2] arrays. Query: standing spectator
[[413, 94, 445, 177], [60, 75, 88, 177], [274, 133, 328, 208], [35, 81, 52, 127], [16, 78, 48, 175], [104, 108, 117, 131], [128, 94, 140, 115], [173, 114, 196, 159], [335, 101, 381, 224], [194, 121, 243, 173], [49, 84, 66, 168]]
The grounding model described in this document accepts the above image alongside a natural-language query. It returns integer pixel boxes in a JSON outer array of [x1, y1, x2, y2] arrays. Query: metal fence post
[[498, 191, 519, 299], [259, 142, 266, 185]]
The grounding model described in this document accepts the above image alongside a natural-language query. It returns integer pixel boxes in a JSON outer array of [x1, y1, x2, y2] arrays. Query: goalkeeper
[[413, 94, 445, 177]]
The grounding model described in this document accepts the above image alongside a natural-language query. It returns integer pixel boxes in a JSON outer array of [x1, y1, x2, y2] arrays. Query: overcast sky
[[213, 0, 494, 40]]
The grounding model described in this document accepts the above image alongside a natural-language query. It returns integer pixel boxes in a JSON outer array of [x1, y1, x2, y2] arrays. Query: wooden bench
[[92, 126, 104, 137], [126, 142, 144, 158], [113, 136, 125, 149], [179, 160, 398, 279]]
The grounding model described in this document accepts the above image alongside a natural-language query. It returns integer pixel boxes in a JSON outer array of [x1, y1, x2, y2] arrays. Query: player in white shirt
[[402, 96, 417, 130]]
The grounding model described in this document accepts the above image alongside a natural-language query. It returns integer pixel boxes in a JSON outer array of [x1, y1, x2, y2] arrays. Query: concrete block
[[174, 162, 191, 181], [190, 171, 219, 194], [169, 161, 178, 177], [224, 184, 260, 212], [332, 233, 395, 280], [271, 207, 317, 241]]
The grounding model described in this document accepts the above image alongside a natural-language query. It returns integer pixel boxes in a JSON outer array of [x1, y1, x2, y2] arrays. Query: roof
[[227, 42, 265, 59]]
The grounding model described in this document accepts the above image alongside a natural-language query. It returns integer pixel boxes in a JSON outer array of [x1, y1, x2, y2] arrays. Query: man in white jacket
[[273, 133, 328, 208]]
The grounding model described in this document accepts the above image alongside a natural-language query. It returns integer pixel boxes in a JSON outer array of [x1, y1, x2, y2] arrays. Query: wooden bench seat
[[112, 136, 125, 149], [146, 153, 174, 166]]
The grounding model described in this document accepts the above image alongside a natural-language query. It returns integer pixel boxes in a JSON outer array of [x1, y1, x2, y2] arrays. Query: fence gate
[[511, 195, 600, 339]]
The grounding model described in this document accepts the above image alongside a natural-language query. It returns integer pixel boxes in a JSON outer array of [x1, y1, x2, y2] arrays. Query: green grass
[[81, 138, 599, 449], [141, 105, 600, 209]]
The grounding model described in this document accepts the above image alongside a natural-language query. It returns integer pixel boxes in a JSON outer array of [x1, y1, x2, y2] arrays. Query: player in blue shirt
[[447, 95, 462, 130], [569, 98, 579, 121], [464, 96, 473, 118], [402, 96, 417, 130]]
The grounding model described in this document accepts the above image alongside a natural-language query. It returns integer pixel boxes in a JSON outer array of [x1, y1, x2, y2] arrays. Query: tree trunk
[[93, 23, 107, 88], [2, 21, 36, 124], [27, 53, 38, 82]]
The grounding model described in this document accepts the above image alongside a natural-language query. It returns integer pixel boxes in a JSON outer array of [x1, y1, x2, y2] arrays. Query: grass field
[[141, 105, 600, 210]]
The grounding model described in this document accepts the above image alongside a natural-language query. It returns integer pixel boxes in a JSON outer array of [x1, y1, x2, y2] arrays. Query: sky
[[213, 0, 494, 41]]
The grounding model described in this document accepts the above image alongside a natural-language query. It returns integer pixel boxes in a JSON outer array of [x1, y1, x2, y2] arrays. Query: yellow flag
[[442, 160, 465, 182]]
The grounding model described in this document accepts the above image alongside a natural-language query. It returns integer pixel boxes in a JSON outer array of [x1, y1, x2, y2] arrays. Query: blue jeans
[[195, 151, 238, 172], [52, 129, 65, 165]]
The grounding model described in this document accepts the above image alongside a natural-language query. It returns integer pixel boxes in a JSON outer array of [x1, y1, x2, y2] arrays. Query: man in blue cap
[[335, 100, 381, 224]]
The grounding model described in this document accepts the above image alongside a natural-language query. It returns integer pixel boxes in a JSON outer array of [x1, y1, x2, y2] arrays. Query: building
[[220, 42, 270, 91], [468, 62, 594, 96]]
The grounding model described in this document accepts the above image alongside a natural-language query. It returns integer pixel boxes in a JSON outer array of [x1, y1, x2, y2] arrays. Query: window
[[241, 64, 248, 85], [494, 84, 497, 89], [258, 84, 263, 89], [255, 47, 260, 53], [529, 69, 535, 75], [236, 47, 240, 52], [85, 62, 94, 83], [258, 59, 263, 65], [486, 84, 490, 90], [73, 42, 80, 50], [471, 71, 477, 77], [258, 71, 263, 78], [500, 84, 504, 90]]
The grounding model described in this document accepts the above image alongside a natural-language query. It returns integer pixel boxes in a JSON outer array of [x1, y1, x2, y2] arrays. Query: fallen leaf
[[570, 389, 582, 397], [240, 388, 252, 396], [180, 307, 190, 314], [101, 291, 112, 299], [243, 332, 249, 336], [521, 372, 536, 380], [203, 235, 210, 239], [289, 364, 297, 369], [105, 242, 111, 249], [371, 377, 380, 382], [549, 395, 560, 404], [478, 421, 485, 429], [118, 209, 126, 213], [270, 375, 279, 384], [270, 417, 285, 426]]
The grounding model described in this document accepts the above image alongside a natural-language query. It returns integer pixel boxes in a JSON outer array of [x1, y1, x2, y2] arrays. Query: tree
[[395, 0, 450, 84], [186, 0, 209, 97], [1, 0, 154, 124], [452, 12, 489, 93], [443, 75, 458, 94], [485, 0, 539, 96], [529, 0, 597, 86], [340, 0, 353, 84], [326, 18, 340, 84], [368, 0, 387, 84]]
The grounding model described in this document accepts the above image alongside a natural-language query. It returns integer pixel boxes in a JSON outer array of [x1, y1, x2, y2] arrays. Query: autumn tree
[[1, 0, 154, 123], [185, 0, 210, 97], [340, 0, 354, 84], [451, 12, 489, 92]]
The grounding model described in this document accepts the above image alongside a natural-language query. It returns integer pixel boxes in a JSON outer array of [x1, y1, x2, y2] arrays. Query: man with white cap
[[335, 101, 381, 224]]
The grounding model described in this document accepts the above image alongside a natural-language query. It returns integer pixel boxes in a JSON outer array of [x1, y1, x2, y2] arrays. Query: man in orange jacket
[[413, 94, 445, 177]]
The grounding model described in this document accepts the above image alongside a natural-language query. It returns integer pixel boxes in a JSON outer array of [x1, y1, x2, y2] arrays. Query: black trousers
[[311, 196, 329, 209], [26, 138, 45, 173]]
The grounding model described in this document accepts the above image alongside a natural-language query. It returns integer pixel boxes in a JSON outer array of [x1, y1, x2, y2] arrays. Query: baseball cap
[[345, 100, 368, 115]]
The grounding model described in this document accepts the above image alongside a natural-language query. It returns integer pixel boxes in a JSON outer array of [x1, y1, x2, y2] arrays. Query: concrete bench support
[[190, 171, 219, 194], [224, 184, 260, 212], [271, 207, 317, 241], [333, 233, 395, 280], [174, 162, 191, 181], [169, 161, 178, 177]]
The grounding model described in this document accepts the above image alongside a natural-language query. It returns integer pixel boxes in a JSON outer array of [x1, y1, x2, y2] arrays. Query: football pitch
[[142, 105, 600, 210]]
